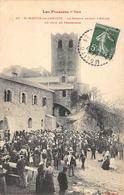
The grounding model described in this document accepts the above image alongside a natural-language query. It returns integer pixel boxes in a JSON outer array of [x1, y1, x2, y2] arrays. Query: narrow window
[[58, 39, 62, 48], [4, 90, 12, 102], [69, 39, 73, 48], [33, 95, 37, 105], [22, 93, 26, 104], [4, 91, 7, 102], [62, 76, 66, 83], [28, 118, 32, 128], [42, 97, 47, 106], [62, 90, 66, 97]]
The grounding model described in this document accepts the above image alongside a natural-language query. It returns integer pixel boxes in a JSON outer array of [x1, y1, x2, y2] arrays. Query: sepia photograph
[[0, 0, 124, 194]]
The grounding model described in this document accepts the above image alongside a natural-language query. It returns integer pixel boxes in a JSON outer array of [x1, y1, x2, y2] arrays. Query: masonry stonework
[[51, 33, 79, 76], [53, 90, 72, 111], [0, 77, 54, 133]]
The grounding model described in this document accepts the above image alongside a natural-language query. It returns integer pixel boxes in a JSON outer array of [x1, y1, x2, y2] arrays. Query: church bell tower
[[51, 33, 79, 76]]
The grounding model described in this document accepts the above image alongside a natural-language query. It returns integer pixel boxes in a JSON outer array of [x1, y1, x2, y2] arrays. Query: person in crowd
[[41, 149, 47, 167], [47, 148, 53, 165], [55, 152, 62, 170], [118, 142, 123, 160], [80, 150, 86, 169], [36, 162, 46, 194], [82, 139, 88, 157], [102, 155, 110, 170], [45, 162, 55, 195], [13, 140, 21, 152], [0, 126, 122, 194], [63, 152, 69, 166], [33, 147, 41, 167], [58, 166, 68, 195], [16, 155, 27, 188], [29, 150, 34, 165], [0, 166, 7, 194], [67, 152, 76, 177], [10, 149, 19, 163], [111, 143, 118, 158], [20, 146, 28, 159], [91, 142, 96, 159]]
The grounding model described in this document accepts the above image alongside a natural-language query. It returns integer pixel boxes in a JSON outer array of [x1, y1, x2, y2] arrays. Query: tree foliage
[[85, 101, 124, 133]]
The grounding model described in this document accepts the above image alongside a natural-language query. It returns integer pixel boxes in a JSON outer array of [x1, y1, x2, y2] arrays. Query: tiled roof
[[20, 76, 76, 84]]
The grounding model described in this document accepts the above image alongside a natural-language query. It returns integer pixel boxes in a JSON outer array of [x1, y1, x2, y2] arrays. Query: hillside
[[1, 65, 51, 77], [66, 101, 124, 135]]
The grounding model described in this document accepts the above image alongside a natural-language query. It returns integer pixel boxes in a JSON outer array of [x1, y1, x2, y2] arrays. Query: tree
[[90, 87, 102, 102], [85, 101, 124, 133]]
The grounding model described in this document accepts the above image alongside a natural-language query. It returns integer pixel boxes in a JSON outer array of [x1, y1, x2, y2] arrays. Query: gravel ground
[[6, 152, 124, 195]]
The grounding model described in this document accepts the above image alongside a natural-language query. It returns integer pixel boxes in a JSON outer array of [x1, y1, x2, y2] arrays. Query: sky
[[0, 0, 124, 103]]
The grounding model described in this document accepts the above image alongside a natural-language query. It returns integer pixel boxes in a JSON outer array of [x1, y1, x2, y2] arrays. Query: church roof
[[21, 76, 60, 83], [0, 75, 54, 93], [19, 75, 76, 84]]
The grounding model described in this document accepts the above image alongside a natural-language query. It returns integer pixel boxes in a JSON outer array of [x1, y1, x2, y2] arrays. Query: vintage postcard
[[0, 0, 124, 195]]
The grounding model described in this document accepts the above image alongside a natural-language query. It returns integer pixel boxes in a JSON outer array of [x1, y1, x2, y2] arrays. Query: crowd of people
[[0, 126, 123, 194]]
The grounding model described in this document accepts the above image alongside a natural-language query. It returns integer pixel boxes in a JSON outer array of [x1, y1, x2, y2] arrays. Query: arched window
[[28, 118, 32, 128], [32, 95, 37, 105], [42, 97, 47, 106], [58, 39, 62, 48], [4, 90, 12, 102], [22, 93, 26, 104], [69, 39, 73, 48], [62, 76, 66, 83]]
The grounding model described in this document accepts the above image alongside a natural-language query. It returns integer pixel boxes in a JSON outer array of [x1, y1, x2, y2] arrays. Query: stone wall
[[53, 89, 72, 110], [0, 78, 54, 132]]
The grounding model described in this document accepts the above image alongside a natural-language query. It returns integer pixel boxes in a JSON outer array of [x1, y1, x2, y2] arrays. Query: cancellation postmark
[[78, 23, 120, 66]]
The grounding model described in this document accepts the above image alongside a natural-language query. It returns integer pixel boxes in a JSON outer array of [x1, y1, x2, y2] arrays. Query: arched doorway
[[53, 103, 71, 117]]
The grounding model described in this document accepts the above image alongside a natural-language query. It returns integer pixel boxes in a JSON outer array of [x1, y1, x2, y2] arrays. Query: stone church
[[0, 33, 89, 140], [24, 33, 83, 123]]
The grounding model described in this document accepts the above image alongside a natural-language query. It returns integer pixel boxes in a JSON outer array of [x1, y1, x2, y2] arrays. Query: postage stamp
[[88, 23, 120, 60], [78, 29, 109, 66]]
